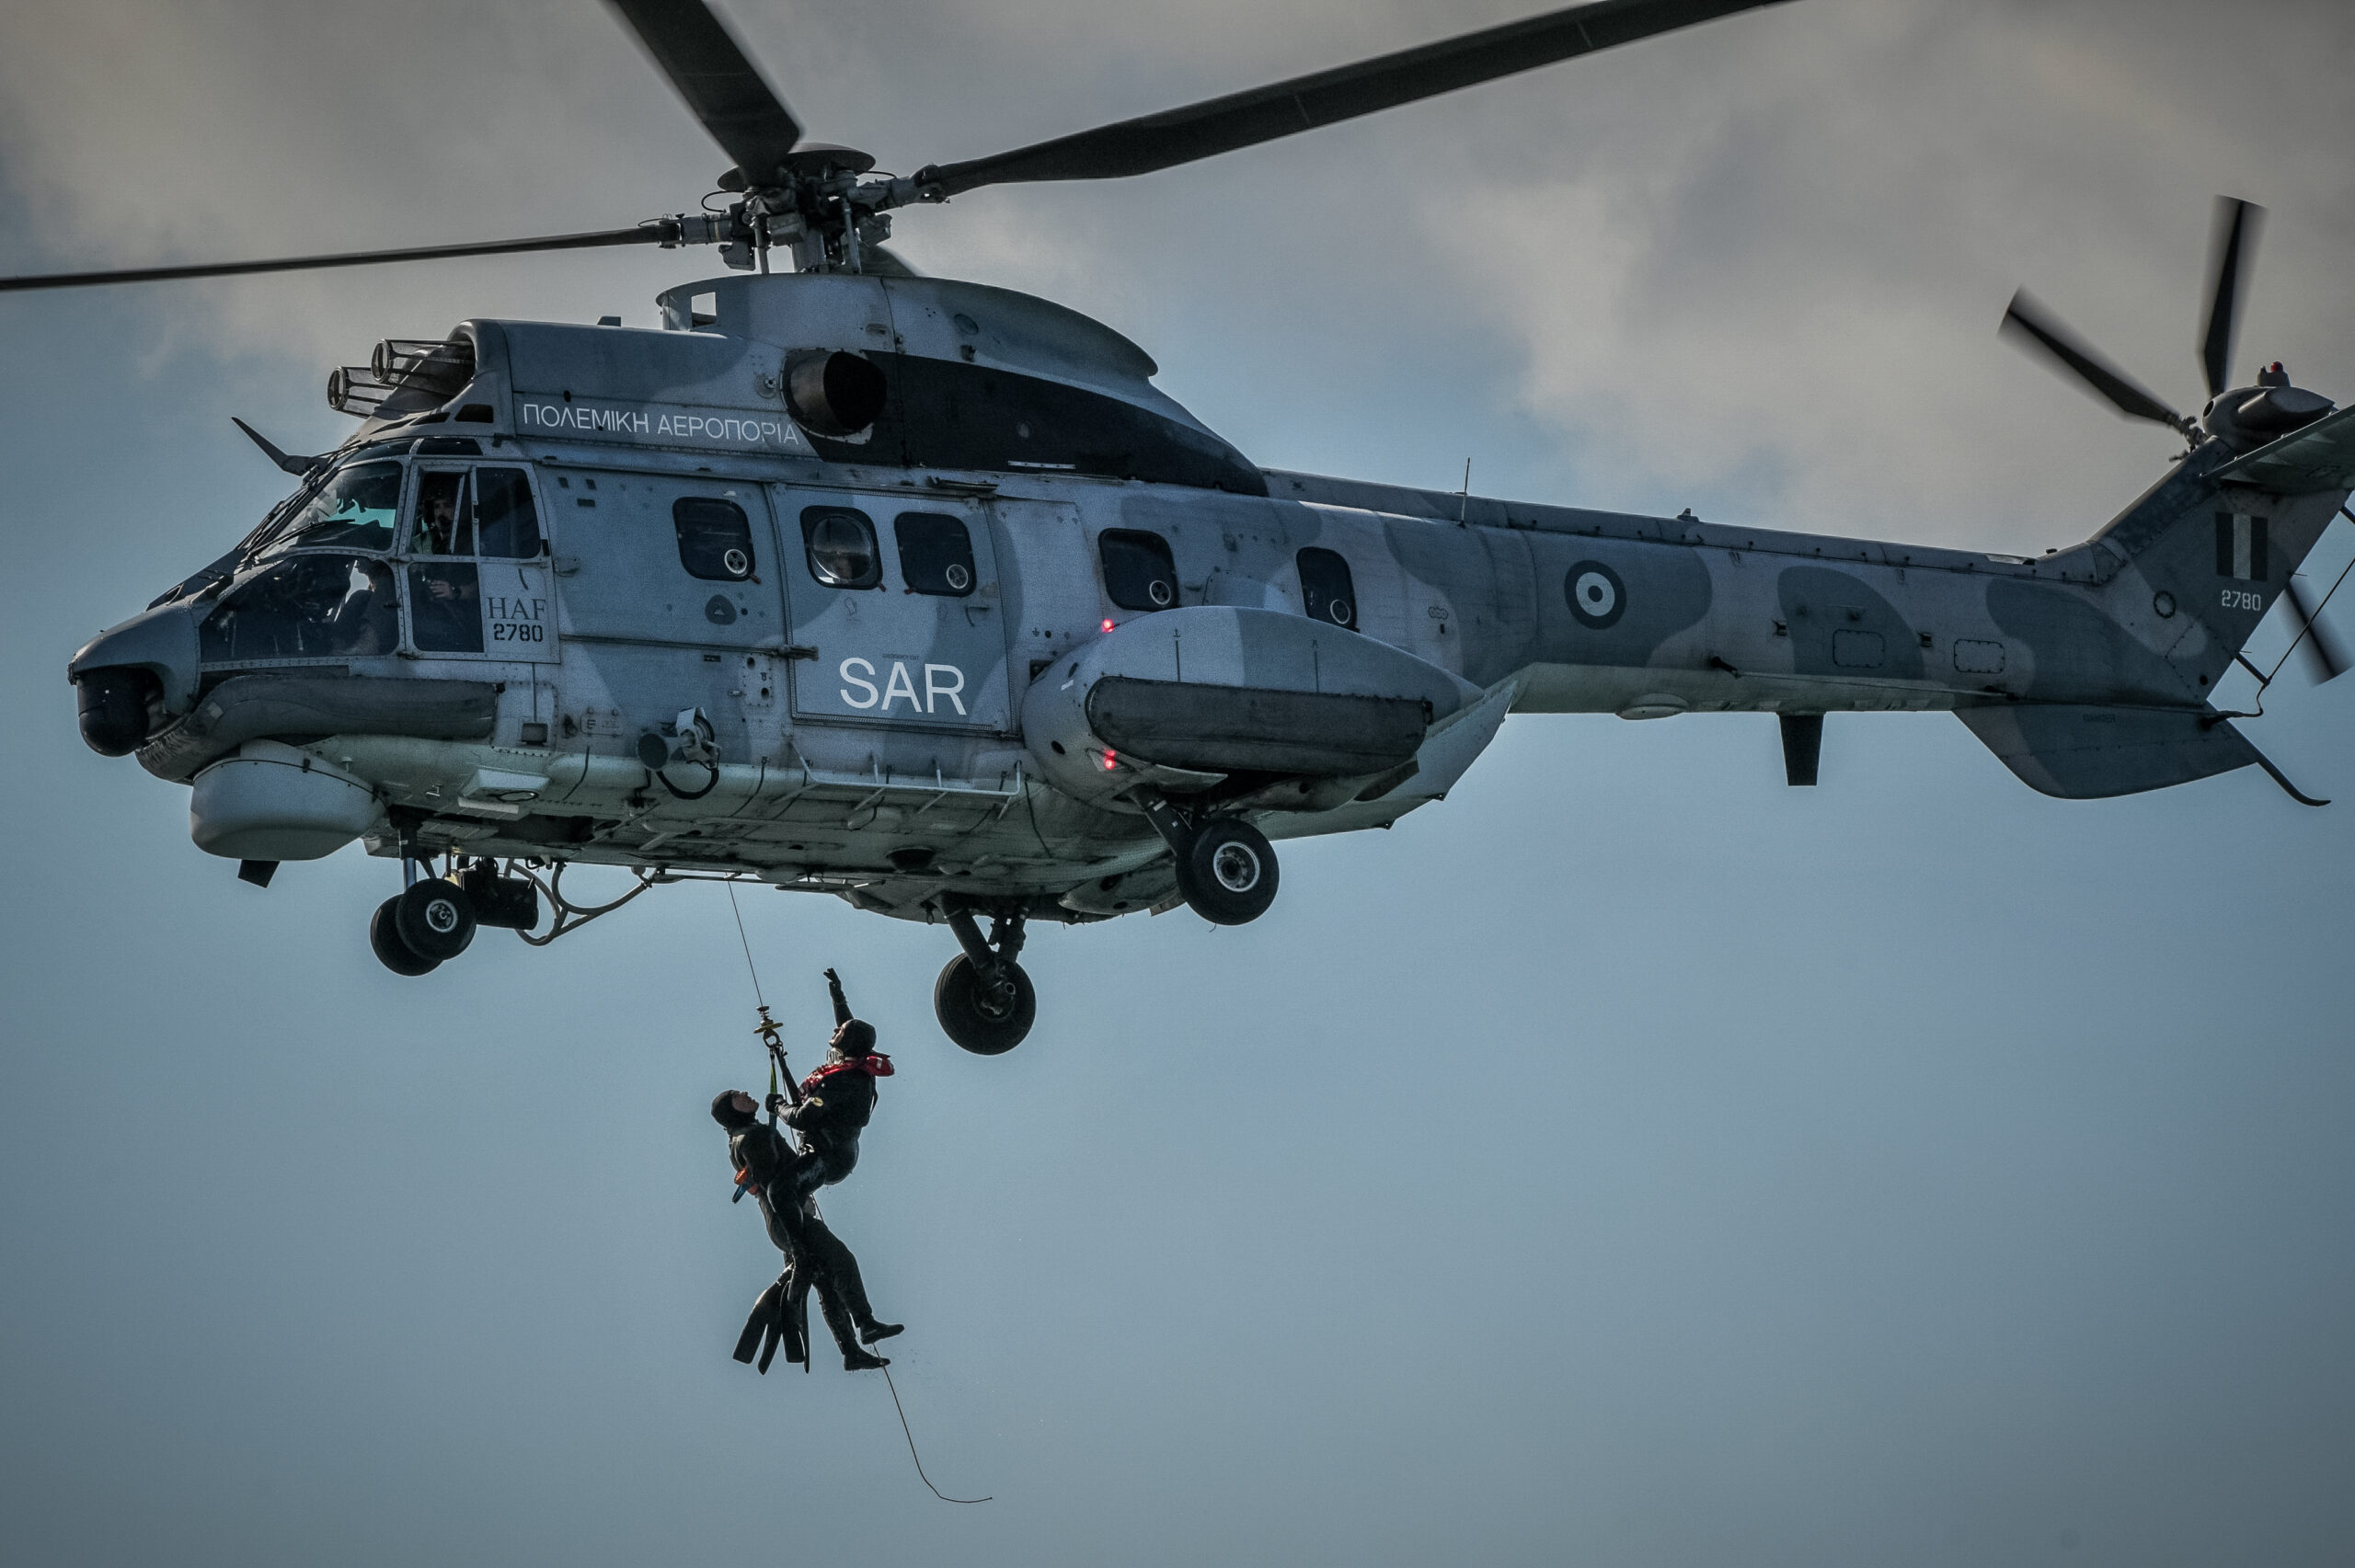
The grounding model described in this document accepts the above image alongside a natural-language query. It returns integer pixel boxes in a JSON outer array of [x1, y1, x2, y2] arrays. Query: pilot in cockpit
[[412, 475, 466, 555]]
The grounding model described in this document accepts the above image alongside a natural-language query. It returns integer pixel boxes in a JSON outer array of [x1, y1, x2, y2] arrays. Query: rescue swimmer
[[717, 969, 903, 1373]]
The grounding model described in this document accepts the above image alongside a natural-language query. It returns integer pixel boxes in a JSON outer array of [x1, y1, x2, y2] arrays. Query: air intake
[[327, 334, 477, 418]]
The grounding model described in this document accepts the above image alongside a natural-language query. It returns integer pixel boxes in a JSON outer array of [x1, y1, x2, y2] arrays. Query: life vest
[[800, 1053, 894, 1094]]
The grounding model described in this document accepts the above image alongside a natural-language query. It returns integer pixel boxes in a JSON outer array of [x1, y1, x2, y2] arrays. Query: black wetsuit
[[725, 1114, 885, 1363], [780, 1057, 883, 1192]]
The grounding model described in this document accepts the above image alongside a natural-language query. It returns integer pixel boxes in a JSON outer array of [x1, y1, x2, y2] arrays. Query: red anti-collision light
[[1100, 750, 1119, 770], [1100, 618, 1117, 633]]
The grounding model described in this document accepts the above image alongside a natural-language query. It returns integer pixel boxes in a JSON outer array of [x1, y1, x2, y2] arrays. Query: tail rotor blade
[[2001, 288, 2189, 434], [2287, 576, 2351, 684], [2199, 196, 2265, 399]]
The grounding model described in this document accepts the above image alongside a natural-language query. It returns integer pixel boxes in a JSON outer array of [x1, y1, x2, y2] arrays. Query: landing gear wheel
[[934, 954, 1037, 1055], [370, 896, 440, 976], [395, 878, 477, 962], [1175, 817, 1280, 925]]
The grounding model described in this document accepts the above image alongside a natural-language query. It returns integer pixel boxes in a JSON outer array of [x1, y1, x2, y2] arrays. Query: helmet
[[711, 1088, 758, 1127], [833, 1018, 878, 1056]]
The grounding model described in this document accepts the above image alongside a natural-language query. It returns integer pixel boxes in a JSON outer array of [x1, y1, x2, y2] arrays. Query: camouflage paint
[[74, 271, 2354, 931]]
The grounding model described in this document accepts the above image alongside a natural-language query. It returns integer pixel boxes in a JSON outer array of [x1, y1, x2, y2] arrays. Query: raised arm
[[824, 967, 853, 1028]]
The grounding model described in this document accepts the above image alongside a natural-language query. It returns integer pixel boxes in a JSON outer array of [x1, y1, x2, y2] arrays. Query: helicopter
[[29, 0, 2355, 1055]]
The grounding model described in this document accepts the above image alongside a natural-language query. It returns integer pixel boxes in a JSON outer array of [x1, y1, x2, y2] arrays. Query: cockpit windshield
[[200, 555, 400, 663], [260, 459, 403, 556]]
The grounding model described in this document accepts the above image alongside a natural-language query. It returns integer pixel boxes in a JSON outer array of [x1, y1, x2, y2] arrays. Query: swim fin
[[735, 1278, 785, 1366]]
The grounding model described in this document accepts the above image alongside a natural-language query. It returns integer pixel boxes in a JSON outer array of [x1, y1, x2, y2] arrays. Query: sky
[[2, 1, 2352, 1563]]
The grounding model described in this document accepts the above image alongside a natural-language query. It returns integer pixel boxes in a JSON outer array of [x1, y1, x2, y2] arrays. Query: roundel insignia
[[1565, 560, 1626, 629]]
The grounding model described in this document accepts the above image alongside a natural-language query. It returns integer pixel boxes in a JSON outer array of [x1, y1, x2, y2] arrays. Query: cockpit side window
[[1098, 529, 1178, 612], [199, 555, 400, 663], [407, 562, 484, 653], [473, 468, 544, 558], [265, 459, 404, 555], [411, 470, 473, 555], [1296, 547, 1357, 630]]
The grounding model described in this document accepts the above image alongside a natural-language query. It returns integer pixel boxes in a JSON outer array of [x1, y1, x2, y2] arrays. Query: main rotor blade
[[913, 0, 1789, 199], [859, 243, 924, 280], [2001, 288, 2188, 433], [2199, 195, 2265, 398], [0, 226, 669, 294], [604, 0, 802, 187]]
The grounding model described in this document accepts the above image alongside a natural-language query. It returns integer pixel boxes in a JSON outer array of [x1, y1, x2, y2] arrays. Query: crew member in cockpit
[[413, 475, 466, 555], [325, 558, 399, 656], [406, 475, 482, 652]]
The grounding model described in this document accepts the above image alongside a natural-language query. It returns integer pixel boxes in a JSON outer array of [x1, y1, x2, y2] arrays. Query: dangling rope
[[882, 1366, 993, 1505], [719, 883, 993, 1502]]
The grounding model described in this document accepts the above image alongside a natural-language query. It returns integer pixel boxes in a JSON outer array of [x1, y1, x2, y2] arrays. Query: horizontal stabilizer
[[1957, 704, 2257, 800], [2215, 404, 2355, 495]]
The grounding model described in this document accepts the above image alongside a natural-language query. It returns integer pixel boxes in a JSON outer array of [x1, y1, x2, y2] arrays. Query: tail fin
[[1959, 419, 2351, 800], [2084, 443, 2347, 698]]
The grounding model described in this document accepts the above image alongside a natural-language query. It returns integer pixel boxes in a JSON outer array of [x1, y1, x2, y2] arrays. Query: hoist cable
[[880, 1365, 992, 1505], [725, 881, 790, 1117], [722, 881, 987, 1500], [725, 881, 765, 1008]]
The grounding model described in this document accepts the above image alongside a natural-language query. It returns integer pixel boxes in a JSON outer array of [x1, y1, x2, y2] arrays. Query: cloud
[[2, 0, 2347, 552]]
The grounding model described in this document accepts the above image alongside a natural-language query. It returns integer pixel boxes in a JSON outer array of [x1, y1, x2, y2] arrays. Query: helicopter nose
[[67, 603, 201, 757], [75, 667, 159, 755]]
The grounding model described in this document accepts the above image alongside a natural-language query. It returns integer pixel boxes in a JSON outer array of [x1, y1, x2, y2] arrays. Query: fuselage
[[72, 269, 2346, 925]]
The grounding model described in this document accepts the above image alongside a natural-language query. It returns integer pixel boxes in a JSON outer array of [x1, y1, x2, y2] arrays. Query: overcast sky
[[3, 2, 2353, 1564]]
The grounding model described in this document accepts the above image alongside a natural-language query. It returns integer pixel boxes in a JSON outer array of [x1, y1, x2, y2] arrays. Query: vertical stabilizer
[[2083, 446, 2347, 700]]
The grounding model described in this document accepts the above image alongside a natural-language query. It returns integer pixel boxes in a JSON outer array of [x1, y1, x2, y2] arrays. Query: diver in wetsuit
[[779, 967, 890, 1196], [714, 972, 902, 1372]]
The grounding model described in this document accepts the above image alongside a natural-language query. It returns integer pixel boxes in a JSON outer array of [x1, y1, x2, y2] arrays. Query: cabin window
[[1099, 529, 1178, 612], [473, 467, 543, 558], [1296, 547, 1357, 630], [894, 512, 976, 597], [199, 555, 401, 663], [801, 506, 880, 589], [408, 562, 485, 653], [676, 497, 755, 580], [265, 459, 403, 555]]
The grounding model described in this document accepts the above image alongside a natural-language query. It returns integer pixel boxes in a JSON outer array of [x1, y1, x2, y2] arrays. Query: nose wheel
[[365, 835, 531, 977], [370, 896, 441, 976], [370, 877, 477, 975], [935, 905, 1036, 1053]]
